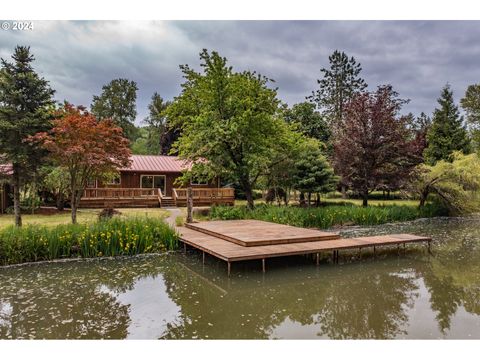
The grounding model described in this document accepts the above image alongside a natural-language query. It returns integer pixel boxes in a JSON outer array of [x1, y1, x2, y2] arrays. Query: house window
[[86, 179, 97, 188], [140, 175, 166, 194], [106, 176, 121, 186]]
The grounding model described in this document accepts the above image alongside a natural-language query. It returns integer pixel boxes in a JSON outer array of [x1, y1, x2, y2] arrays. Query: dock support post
[[397, 244, 400, 256], [358, 247, 361, 259], [373, 246, 376, 259], [262, 258, 266, 273], [184, 242, 187, 254], [202, 251, 205, 264], [428, 240, 432, 254], [316, 253, 320, 266], [227, 262, 231, 277]]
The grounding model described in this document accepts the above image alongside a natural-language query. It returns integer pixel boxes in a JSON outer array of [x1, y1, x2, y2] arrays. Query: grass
[[0, 208, 169, 230], [209, 202, 447, 229], [0, 216, 178, 266]]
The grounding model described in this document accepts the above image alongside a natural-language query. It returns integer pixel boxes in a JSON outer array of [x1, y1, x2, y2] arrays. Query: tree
[[0, 46, 55, 227], [32, 104, 131, 223], [283, 102, 331, 145], [334, 85, 420, 207], [460, 84, 480, 150], [143, 92, 176, 155], [424, 84, 471, 165], [309, 50, 367, 132], [411, 152, 480, 214], [91, 78, 138, 141], [291, 139, 337, 206], [42, 166, 70, 211], [168, 49, 288, 209]]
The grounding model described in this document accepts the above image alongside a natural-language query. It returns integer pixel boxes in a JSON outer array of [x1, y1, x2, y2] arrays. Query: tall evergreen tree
[[424, 85, 471, 165], [460, 84, 480, 151], [309, 50, 367, 132], [91, 78, 138, 141], [0, 46, 55, 226]]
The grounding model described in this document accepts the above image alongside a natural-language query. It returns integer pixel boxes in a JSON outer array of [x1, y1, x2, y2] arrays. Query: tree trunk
[[244, 186, 255, 210], [362, 191, 369, 207], [341, 185, 347, 199], [315, 193, 321, 207], [56, 193, 65, 211], [12, 165, 22, 227], [186, 186, 193, 223], [419, 188, 429, 208], [71, 190, 78, 224], [299, 192, 306, 207], [307, 192, 312, 207]]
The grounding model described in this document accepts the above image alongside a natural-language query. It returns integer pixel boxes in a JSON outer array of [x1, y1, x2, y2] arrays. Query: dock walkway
[[177, 220, 432, 275]]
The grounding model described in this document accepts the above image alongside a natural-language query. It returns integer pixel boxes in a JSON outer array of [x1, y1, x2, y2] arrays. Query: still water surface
[[1, 216, 479, 339]]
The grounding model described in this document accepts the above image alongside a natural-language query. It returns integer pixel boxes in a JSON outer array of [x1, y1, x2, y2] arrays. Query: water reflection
[[0, 217, 479, 339]]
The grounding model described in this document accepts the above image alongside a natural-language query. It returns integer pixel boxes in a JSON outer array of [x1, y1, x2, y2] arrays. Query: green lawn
[[0, 208, 169, 230]]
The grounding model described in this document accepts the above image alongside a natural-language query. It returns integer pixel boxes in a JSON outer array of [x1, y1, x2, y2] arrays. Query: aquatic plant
[[209, 203, 447, 229], [0, 217, 178, 266]]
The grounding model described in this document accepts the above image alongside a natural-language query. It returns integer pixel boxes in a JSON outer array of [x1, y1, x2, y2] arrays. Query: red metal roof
[[121, 155, 191, 173]]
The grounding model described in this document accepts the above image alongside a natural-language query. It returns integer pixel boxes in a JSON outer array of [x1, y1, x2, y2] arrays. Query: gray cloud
[[1, 20, 479, 123]]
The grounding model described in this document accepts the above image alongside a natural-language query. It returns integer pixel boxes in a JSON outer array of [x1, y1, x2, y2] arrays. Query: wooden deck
[[185, 220, 339, 246], [177, 220, 432, 276]]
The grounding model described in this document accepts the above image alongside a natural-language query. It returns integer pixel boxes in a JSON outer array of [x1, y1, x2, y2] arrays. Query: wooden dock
[[177, 220, 432, 276]]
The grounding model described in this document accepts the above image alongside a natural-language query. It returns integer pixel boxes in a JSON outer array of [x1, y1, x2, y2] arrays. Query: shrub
[[98, 207, 122, 221], [210, 203, 446, 229], [0, 217, 179, 266]]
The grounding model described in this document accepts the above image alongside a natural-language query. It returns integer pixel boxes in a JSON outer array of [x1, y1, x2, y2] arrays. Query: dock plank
[[178, 226, 431, 262], [185, 220, 340, 246]]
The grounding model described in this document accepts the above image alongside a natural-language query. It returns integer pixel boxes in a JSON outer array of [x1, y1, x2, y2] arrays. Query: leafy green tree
[[0, 46, 55, 226], [424, 85, 471, 165], [283, 102, 331, 147], [460, 84, 480, 151], [42, 166, 70, 211], [91, 78, 138, 141], [411, 152, 480, 214], [143, 92, 179, 155], [309, 50, 367, 132], [168, 49, 289, 209], [130, 127, 150, 155]]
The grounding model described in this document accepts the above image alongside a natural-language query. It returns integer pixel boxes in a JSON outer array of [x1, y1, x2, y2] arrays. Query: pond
[[0, 216, 479, 339]]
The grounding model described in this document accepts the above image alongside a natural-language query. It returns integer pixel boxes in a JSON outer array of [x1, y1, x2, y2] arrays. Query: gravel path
[[164, 208, 182, 227]]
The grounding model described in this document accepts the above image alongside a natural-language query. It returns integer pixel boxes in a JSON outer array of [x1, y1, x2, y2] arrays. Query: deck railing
[[83, 188, 157, 198], [174, 187, 235, 200]]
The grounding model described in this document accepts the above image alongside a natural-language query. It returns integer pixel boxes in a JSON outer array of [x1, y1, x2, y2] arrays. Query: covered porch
[[79, 187, 235, 208]]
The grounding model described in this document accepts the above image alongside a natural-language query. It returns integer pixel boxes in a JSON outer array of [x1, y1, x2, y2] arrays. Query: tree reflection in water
[[0, 217, 479, 339]]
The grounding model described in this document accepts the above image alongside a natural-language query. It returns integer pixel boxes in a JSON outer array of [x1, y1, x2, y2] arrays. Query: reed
[[210, 203, 447, 229], [0, 217, 178, 266]]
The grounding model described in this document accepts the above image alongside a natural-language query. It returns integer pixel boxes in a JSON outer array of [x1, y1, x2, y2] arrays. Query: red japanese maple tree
[[33, 104, 131, 223]]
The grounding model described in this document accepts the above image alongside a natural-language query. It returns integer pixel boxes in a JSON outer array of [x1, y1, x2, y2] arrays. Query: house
[[80, 155, 234, 208], [0, 163, 13, 214]]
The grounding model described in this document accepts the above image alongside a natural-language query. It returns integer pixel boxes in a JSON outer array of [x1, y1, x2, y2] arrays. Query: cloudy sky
[[1, 20, 479, 123]]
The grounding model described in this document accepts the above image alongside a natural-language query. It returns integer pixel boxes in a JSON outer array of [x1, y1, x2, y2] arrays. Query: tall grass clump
[[210, 203, 447, 229], [0, 217, 179, 266]]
